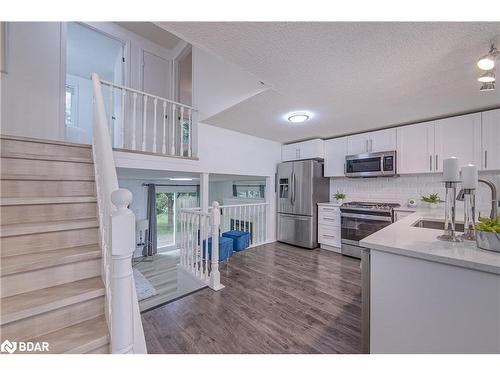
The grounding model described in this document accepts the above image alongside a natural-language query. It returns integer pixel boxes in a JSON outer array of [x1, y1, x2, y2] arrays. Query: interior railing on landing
[[97, 76, 198, 158]]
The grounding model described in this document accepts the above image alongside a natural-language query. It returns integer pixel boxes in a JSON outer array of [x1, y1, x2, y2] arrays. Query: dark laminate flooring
[[141, 242, 362, 353]]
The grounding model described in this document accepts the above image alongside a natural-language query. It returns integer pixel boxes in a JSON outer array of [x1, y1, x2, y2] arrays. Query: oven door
[[341, 211, 393, 246]]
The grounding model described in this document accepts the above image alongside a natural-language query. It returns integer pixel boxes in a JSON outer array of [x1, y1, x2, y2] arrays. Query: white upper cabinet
[[324, 137, 348, 177], [281, 139, 324, 161], [434, 113, 482, 172], [481, 109, 500, 171], [397, 121, 435, 174], [347, 133, 369, 155], [347, 128, 396, 155]]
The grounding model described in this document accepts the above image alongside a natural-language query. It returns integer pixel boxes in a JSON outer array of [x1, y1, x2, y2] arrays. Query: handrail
[[99, 78, 197, 111], [91, 73, 147, 354]]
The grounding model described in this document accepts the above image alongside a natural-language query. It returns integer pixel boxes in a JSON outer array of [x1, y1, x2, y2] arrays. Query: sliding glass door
[[156, 186, 198, 252]]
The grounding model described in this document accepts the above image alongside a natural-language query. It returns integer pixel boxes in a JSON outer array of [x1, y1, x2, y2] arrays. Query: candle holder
[[460, 188, 476, 241], [438, 181, 463, 243]]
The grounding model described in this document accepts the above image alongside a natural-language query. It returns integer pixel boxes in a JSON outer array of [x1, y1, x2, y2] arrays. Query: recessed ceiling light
[[480, 82, 495, 92], [477, 44, 499, 71], [170, 178, 193, 181], [287, 112, 310, 123], [478, 70, 495, 83]]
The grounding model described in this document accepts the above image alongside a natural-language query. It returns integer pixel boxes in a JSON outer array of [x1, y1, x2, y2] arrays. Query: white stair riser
[[1, 258, 101, 297], [0, 203, 97, 225], [1, 296, 105, 342], [1, 158, 95, 181], [0, 138, 92, 161], [1, 180, 96, 198], [1, 228, 99, 257]]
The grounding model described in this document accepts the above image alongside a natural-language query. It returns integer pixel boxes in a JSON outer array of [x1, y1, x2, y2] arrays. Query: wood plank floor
[[141, 242, 362, 353]]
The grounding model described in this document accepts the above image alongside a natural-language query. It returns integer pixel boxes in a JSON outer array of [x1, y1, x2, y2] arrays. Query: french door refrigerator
[[277, 159, 329, 248]]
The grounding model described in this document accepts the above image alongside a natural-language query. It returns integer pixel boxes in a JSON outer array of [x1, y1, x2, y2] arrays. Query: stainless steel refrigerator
[[277, 159, 329, 249]]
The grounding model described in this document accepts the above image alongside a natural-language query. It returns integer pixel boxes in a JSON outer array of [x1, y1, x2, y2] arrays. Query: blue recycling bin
[[203, 236, 234, 262], [222, 230, 250, 252]]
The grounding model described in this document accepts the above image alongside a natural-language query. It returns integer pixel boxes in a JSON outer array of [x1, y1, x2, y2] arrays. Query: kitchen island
[[360, 208, 500, 354]]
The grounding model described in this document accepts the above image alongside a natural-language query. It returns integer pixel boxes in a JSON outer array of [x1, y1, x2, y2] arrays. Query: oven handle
[[341, 213, 393, 222]]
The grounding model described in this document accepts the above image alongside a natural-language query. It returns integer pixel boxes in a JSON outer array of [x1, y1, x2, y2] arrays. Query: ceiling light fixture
[[480, 82, 496, 92], [477, 44, 499, 71], [478, 70, 496, 83], [287, 112, 310, 123], [169, 178, 193, 181]]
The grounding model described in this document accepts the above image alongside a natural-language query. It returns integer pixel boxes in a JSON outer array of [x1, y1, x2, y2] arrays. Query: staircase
[[0, 135, 110, 354]]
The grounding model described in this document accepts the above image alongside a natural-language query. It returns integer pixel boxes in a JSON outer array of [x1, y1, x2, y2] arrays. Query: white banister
[[110, 189, 135, 354], [91, 73, 147, 354], [142, 95, 147, 151], [209, 201, 223, 291]]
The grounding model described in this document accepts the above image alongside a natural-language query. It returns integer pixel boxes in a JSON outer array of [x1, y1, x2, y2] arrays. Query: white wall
[[330, 171, 500, 215], [1, 22, 64, 140], [192, 47, 268, 121]]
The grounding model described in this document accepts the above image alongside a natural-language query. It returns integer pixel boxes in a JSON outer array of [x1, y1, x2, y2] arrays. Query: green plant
[[420, 193, 442, 204], [475, 217, 500, 233], [334, 191, 346, 200]]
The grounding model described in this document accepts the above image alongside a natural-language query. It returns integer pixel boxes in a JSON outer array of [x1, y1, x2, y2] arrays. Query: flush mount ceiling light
[[169, 177, 193, 181], [477, 44, 499, 71], [286, 112, 311, 123], [478, 70, 496, 83], [480, 82, 496, 92]]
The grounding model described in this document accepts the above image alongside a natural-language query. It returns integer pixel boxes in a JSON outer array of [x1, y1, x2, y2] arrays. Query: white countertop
[[317, 201, 343, 207], [360, 208, 500, 275]]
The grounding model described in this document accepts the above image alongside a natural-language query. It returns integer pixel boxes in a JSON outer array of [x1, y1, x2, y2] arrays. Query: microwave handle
[[380, 156, 384, 172]]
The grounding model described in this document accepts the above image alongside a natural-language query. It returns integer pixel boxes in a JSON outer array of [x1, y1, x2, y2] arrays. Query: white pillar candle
[[461, 164, 478, 189], [443, 157, 460, 182]]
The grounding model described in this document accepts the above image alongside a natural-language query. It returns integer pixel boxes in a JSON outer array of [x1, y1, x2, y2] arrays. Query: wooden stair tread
[[28, 315, 109, 354], [0, 218, 98, 237], [0, 196, 97, 206], [0, 134, 92, 149], [1, 277, 105, 325], [0, 152, 93, 164], [1, 245, 101, 276]]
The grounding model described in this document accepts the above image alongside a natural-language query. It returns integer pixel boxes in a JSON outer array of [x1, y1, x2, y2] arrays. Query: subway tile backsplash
[[330, 172, 500, 216]]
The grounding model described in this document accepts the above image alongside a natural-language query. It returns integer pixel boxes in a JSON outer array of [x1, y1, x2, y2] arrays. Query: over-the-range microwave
[[345, 150, 397, 178]]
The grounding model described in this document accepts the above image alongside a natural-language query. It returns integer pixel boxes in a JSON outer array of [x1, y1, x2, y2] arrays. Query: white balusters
[[187, 108, 192, 157], [120, 90, 125, 148], [179, 106, 184, 157], [162, 101, 167, 154], [153, 98, 158, 153], [132, 92, 137, 150], [142, 95, 147, 152], [171, 103, 176, 155]]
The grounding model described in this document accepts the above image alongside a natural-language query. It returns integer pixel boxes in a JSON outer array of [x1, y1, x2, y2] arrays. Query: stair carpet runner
[[0, 135, 110, 354]]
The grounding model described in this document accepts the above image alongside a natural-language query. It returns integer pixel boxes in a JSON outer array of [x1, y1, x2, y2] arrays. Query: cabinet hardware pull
[[429, 155, 432, 171], [435, 154, 438, 171], [485, 150, 488, 169]]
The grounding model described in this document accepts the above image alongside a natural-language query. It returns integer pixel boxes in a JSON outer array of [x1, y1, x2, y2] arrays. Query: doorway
[[65, 22, 125, 144]]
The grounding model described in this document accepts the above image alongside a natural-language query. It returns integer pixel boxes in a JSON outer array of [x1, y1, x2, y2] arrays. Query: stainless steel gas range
[[340, 201, 400, 259]]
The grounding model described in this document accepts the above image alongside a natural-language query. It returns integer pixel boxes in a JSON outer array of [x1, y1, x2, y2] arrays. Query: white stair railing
[[179, 201, 224, 291], [92, 73, 147, 354], [98, 78, 197, 158]]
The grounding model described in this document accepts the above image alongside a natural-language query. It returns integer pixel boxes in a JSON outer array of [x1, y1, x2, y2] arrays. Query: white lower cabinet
[[317, 205, 341, 250]]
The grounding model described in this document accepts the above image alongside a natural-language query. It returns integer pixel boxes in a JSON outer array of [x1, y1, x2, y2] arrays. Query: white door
[[397, 122, 435, 174], [347, 133, 369, 155], [369, 128, 397, 153], [324, 137, 348, 177], [142, 51, 171, 152], [481, 109, 500, 171], [434, 113, 482, 172]]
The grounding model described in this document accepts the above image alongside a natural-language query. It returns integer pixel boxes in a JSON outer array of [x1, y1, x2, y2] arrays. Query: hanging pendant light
[[477, 44, 499, 71], [479, 82, 495, 92], [478, 70, 496, 83]]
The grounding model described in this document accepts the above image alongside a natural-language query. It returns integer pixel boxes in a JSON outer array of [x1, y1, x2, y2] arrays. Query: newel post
[[110, 188, 135, 354], [209, 201, 224, 291]]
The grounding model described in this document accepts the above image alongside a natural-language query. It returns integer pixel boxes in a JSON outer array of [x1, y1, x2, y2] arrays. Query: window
[[232, 184, 265, 199], [65, 85, 78, 128]]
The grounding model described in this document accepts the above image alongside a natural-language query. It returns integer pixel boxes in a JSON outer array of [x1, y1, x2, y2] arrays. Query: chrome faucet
[[456, 179, 498, 219], [478, 179, 498, 219]]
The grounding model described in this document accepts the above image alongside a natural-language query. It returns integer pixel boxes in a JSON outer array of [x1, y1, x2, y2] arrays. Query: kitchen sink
[[412, 219, 464, 232]]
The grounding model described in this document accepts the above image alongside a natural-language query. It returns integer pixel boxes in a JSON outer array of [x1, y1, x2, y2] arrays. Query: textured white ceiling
[[158, 22, 500, 143]]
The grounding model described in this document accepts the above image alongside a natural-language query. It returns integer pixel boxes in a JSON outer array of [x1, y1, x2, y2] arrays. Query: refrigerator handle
[[291, 172, 295, 206]]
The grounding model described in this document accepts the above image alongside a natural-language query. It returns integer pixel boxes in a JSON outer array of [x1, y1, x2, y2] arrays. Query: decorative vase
[[336, 199, 343, 205]]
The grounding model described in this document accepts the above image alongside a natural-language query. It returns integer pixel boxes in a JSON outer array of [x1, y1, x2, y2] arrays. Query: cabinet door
[[369, 128, 397, 153], [282, 143, 301, 161], [434, 113, 482, 172], [324, 137, 348, 177], [347, 133, 369, 155], [481, 109, 500, 171], [299, 139, 324, 159], [397, 121, 435, 174]]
